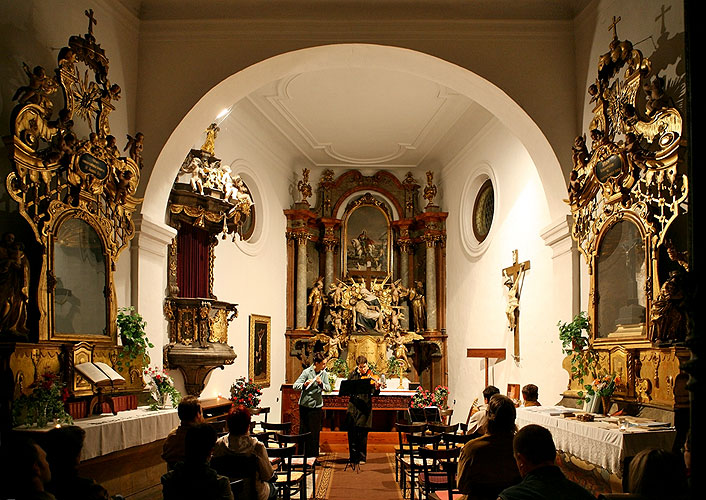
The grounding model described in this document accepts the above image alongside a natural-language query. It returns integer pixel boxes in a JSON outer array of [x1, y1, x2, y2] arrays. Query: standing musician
[[344, 355, 382, 467], [293, 352, 330, 459]]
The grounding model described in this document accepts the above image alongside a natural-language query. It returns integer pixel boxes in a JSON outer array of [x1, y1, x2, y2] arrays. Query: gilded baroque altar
[[561, 21, 691, 422], [284, 169, 448, 390]]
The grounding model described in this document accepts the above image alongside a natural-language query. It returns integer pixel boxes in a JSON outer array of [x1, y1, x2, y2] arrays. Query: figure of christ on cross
[[502, 250, 530, 361]]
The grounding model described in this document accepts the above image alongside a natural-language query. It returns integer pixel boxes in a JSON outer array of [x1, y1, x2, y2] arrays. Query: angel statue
[[297, 168, 312, 204], [124, 132, 144, 169], [387, 328, 423, 375]]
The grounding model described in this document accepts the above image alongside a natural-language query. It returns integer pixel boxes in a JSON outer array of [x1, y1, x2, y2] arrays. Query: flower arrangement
[[230, 377, 262, 409], [410, 386, 432, 408], [584, 373, 621, 401], [410, 385, 451, 409], [387, 356, 403, 377], [144, 366, 181, 410], [433, 385, 450, 410], [12, 372, 73, 428]]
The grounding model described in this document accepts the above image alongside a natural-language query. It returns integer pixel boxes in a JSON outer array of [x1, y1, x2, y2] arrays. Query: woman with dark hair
[[212, 406, 276, 500], [457, 394, 521, 500]]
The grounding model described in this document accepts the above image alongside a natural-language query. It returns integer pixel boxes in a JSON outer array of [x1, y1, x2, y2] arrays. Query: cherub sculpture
[[124, 132, 144, 168]]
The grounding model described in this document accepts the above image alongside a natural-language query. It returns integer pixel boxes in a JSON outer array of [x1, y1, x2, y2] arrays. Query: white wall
[[443, 118, 564, 414]]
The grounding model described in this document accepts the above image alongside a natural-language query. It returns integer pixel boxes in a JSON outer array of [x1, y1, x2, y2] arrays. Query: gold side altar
[[559, 19, 691, 436]]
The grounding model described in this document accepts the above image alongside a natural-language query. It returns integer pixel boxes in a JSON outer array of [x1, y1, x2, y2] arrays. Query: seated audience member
[[457, 394, 521, 500], [498, 424, 594, 500], [521, 384, 541, 407], [626, 448, 688, 500], [0, 436, 55, 500], [43, 425, 109, 500], [466, 385, 500, 436], [161, 423, 233, 500], [212, 405, 276, 500], [162, 395, 204, 468]]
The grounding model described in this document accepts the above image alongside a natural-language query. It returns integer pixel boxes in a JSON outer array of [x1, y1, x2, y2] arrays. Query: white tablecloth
[[516, 406, 676, 477], [74, 407, 179, 460]]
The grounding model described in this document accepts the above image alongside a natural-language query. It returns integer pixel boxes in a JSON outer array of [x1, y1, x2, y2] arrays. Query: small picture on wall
[[249, 314, 271, 388]]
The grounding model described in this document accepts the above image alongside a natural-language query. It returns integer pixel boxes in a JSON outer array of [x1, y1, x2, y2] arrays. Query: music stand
[[339, 378, 376, 472]]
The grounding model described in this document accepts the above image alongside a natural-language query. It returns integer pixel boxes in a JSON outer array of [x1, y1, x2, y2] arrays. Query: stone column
[[425, 237, 437, 331], [399, 244, 410, 288], [296, 234, 308, 329]]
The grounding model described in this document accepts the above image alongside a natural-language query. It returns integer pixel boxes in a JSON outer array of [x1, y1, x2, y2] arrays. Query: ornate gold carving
[[423, 171, 438, 209], [297, 168, 312, 205]]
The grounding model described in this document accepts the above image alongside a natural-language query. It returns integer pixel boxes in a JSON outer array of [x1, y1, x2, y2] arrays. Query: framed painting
[[343, 200, 391, 276], [249, 314, 271, 387]]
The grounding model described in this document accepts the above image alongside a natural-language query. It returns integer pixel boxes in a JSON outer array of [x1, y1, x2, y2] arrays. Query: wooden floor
[[320, 431, 397, 453]]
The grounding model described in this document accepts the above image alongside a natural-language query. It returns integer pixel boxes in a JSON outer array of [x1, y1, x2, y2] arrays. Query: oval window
[[472, 179, 494, 243]]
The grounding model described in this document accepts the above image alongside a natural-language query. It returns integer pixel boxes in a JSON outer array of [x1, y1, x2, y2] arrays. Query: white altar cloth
[[74, 407, 179, 460], [516, 406, 676, 477]]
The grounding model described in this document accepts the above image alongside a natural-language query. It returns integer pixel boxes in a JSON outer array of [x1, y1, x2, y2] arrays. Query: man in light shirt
[[293, 352, 330, 458], [466, 385, 500, 437]]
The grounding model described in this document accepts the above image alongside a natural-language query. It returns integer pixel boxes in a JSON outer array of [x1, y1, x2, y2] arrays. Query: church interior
[[0, 0, 700, 499]]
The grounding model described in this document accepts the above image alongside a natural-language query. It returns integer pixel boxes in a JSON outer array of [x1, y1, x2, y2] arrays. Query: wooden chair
[[251, 406, 271, 431], [403, 432, 441, 500], [439, 432, 474, 451], [211, 453, 258, 500], [427, 422, 459, 435], [424, 407, 442, 424], [208, 419, 228, 437], [267, 444, 305, 500], [395, 422, 427, 483], [417, 446, 462, 500], [275, 432, 316, 500], [408, 407, 427, 424], [261, 421, 292, 435]]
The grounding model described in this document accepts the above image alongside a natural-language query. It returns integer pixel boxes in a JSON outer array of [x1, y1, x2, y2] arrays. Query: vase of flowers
[[230, 377, 262, 409], [145, 366, 181, 410], [12, 372, 73, 428], [583, 373, 620, 414]]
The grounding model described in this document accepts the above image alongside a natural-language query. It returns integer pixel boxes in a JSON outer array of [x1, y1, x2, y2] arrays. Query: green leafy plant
[[230, 377, 262, 408], [329, 358, 349, 378], [584, 372, 621, 402], [558, 311, 599, 405], [144, 366, 181, 410], [387, 356, 403, 376], [12, 372, 73, 428], [117, 307, 153, 370]]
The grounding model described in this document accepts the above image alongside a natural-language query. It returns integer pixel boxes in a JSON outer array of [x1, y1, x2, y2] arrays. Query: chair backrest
[[261, 421, 292, 434], [266, 444, 296, 482], [408, 407, 426, 424], [251, 406, 270, 422], [417, 445, 462, 498], [276, 432, 311, 457], [440, 432, 474, 449], [395, 422, 426, 449], [208, 419, 228, 436], [211, 453, 258, 500], [424, 406, 442, 423], [251, 430, 277, 446], [427, 422, 459, 435]]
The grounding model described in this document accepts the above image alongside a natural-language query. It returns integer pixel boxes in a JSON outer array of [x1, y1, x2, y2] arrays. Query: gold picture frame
[[249, 314, 271, 388]]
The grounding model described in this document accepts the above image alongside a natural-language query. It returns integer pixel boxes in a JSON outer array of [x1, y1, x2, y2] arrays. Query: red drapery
[[176, 225, 210, 298]]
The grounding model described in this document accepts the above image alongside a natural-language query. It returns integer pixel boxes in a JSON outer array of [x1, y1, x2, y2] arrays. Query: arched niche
[[50, 217, 111, 341], [592, 215, 650, 345]]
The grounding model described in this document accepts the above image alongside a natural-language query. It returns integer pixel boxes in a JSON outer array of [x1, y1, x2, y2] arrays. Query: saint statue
[[408, 281, 426, 333], [0, 233, 30, 338], [307, 277, 324, 332], [200, 123, 219, 155]]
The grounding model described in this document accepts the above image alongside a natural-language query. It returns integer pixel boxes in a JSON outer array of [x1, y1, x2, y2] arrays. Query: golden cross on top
[[85, 9, 97, 36], [608, 15, 621, 40]]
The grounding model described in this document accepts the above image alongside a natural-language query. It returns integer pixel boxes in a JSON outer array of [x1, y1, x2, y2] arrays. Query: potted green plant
[[116, 306, 153, 370], [12, 373, 73, 428], [558, 311, 599, 405]]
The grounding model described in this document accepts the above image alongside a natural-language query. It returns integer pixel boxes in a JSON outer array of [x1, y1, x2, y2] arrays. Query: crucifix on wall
[[502, 250, 530, 361]]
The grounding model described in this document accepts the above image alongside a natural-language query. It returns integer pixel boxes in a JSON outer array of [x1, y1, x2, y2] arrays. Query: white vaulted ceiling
[[243, 67, 489, 169]]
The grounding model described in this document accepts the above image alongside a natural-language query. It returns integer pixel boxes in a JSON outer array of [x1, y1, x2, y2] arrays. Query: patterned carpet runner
[[313, 452, 403, 500]]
